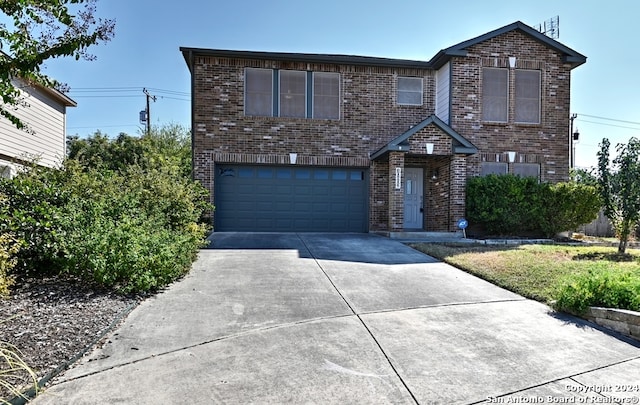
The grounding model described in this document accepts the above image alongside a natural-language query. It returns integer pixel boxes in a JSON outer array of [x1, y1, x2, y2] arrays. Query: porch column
[[388, 151, 405, 231], [449, 154, 467, 231]]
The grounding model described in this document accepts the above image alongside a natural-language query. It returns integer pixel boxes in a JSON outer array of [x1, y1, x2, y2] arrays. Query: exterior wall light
[[426, 143, 434, 155], [509, 56, 517, 68], [289, 153, 297, 164], [507, 151, 516, 163]]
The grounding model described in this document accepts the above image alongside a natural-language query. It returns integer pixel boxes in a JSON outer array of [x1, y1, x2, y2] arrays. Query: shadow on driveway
[[206, 232, 439, 265]]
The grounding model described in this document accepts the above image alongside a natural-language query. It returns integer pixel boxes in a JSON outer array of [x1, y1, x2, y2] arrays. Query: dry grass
[[410, 243, 640, 303]]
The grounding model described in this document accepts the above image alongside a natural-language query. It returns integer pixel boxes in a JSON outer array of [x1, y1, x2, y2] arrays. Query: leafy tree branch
[[0, 0, 114, 130]]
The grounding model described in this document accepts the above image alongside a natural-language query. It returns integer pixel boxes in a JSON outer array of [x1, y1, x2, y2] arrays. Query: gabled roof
[[429, 21, 587, 69], [370, 115, 478, 160]]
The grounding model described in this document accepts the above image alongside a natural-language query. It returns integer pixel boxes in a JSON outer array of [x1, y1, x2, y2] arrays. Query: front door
[[403, 168, 424, 229]]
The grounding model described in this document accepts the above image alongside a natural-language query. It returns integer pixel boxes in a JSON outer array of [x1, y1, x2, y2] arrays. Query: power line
[[157, 96, 190, 102], [70, 95, 143, 98], [576, 113, 640, 127], [67, 124, 141, 129], [576, 119, 640, 132], [68, 86, 189, 96]]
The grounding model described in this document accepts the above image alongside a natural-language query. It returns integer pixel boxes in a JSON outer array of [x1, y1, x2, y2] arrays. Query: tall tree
[[597, 137, 640, 254], [0, 0, 115, 129]]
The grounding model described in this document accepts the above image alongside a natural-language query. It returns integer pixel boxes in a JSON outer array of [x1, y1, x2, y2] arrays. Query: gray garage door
[[215, 165, 368, 232]]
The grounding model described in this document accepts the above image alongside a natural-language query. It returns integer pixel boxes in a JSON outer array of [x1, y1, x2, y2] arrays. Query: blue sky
[[44, 0, 640, 169]]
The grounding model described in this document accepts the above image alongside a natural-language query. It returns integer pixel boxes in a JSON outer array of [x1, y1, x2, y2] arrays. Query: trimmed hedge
[[466, 175, 600, 237]]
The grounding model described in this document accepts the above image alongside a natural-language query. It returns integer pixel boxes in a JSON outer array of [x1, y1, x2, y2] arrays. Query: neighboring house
[[181, 21, 586, 233], [0, 77, 76, 178]]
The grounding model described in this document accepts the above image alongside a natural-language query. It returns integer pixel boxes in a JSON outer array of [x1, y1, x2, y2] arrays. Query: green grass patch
[[410, 243, 640, 313]]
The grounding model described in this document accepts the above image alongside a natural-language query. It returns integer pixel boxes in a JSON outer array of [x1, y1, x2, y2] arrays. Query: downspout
[[188, 50, 195, 180]]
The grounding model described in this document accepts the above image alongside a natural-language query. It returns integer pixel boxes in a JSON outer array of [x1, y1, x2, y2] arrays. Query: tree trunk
[[618, 238, 627, 254]]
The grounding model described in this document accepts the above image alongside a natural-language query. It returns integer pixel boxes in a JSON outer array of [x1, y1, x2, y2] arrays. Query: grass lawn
[[410, 243, 640, 308]]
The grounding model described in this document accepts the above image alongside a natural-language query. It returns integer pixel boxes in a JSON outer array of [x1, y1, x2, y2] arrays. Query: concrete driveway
[[33, 233, 640, 404]]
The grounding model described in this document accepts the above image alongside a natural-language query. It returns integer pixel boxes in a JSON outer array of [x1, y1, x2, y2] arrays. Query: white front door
[[403, 168, 424, 229]]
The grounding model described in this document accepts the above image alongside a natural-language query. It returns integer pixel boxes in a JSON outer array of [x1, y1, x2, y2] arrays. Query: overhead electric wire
[[576, 113, 640, 127], [68, 86, 189, 96], [67, 124, 141, 129], [576, 119, 640, 132]]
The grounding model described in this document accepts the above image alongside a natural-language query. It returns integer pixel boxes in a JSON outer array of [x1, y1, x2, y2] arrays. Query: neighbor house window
[[245, 68, 340, 119], [279, 70, 306, 118], [514, 70, 541, 124], [482, 68, 508, 122], [245, 68, 273, 116], [313, 72, 340, 119], [480, 162, 508, 176], [397, 77, 423, 105], [513, 163, 540, 179]]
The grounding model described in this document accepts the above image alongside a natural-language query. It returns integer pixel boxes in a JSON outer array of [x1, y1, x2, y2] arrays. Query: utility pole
[[570, 113, 577, 169], [143, 88, 156, 136]]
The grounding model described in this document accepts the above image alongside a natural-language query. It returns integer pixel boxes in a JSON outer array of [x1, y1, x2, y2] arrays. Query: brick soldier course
[[181, 21, 586, 233]]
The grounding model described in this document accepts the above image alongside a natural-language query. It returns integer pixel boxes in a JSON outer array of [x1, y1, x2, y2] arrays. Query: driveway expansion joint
[[296, 233, 421, 405]]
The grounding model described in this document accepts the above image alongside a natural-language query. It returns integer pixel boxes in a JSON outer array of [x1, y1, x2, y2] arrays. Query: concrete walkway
[[32, 233, 640, 404]]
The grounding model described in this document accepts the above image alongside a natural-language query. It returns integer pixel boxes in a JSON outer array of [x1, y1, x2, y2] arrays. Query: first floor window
[[480, 162, 508, 176], [397, 77, 423, 105], [513, 163, 540, 179], [245, 68, 273, 116], [482, 68, 508, 122]]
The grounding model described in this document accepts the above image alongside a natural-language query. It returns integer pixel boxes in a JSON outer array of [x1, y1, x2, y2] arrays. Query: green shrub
[[0, 126, 210, 294], [466, 175, 601, 237], [0, 167, 70, 276], [0, 234, 18, 297], [466, 175, 542, 235], [60, 162, 209, 293], [538, 182, 601, 237], [553, 266, 640, 314]]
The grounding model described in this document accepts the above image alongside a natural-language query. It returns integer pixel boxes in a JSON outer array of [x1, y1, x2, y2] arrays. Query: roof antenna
[[534, 16, 560, 39]]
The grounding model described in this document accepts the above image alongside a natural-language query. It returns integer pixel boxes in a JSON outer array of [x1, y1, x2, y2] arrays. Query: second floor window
[[482, 68, 508, 122], [279, 70, 306, 118], [482, 67, 541, 124], [313, 72, 340, 119], [514, 70, 541, 124], [245, 68, 340, 119], [245, 68, 273, 116], [397, 77, 423, 105]]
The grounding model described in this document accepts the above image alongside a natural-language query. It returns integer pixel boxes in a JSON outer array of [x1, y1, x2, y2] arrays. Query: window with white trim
[[514, 70, 541, 124], [397, 77, 423, 105], [244, 68, 340, 119], [482, 68, 508, 122]]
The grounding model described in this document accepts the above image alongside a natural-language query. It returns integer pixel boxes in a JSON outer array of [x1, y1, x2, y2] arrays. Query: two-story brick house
[[181, 21, 586, 233]]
